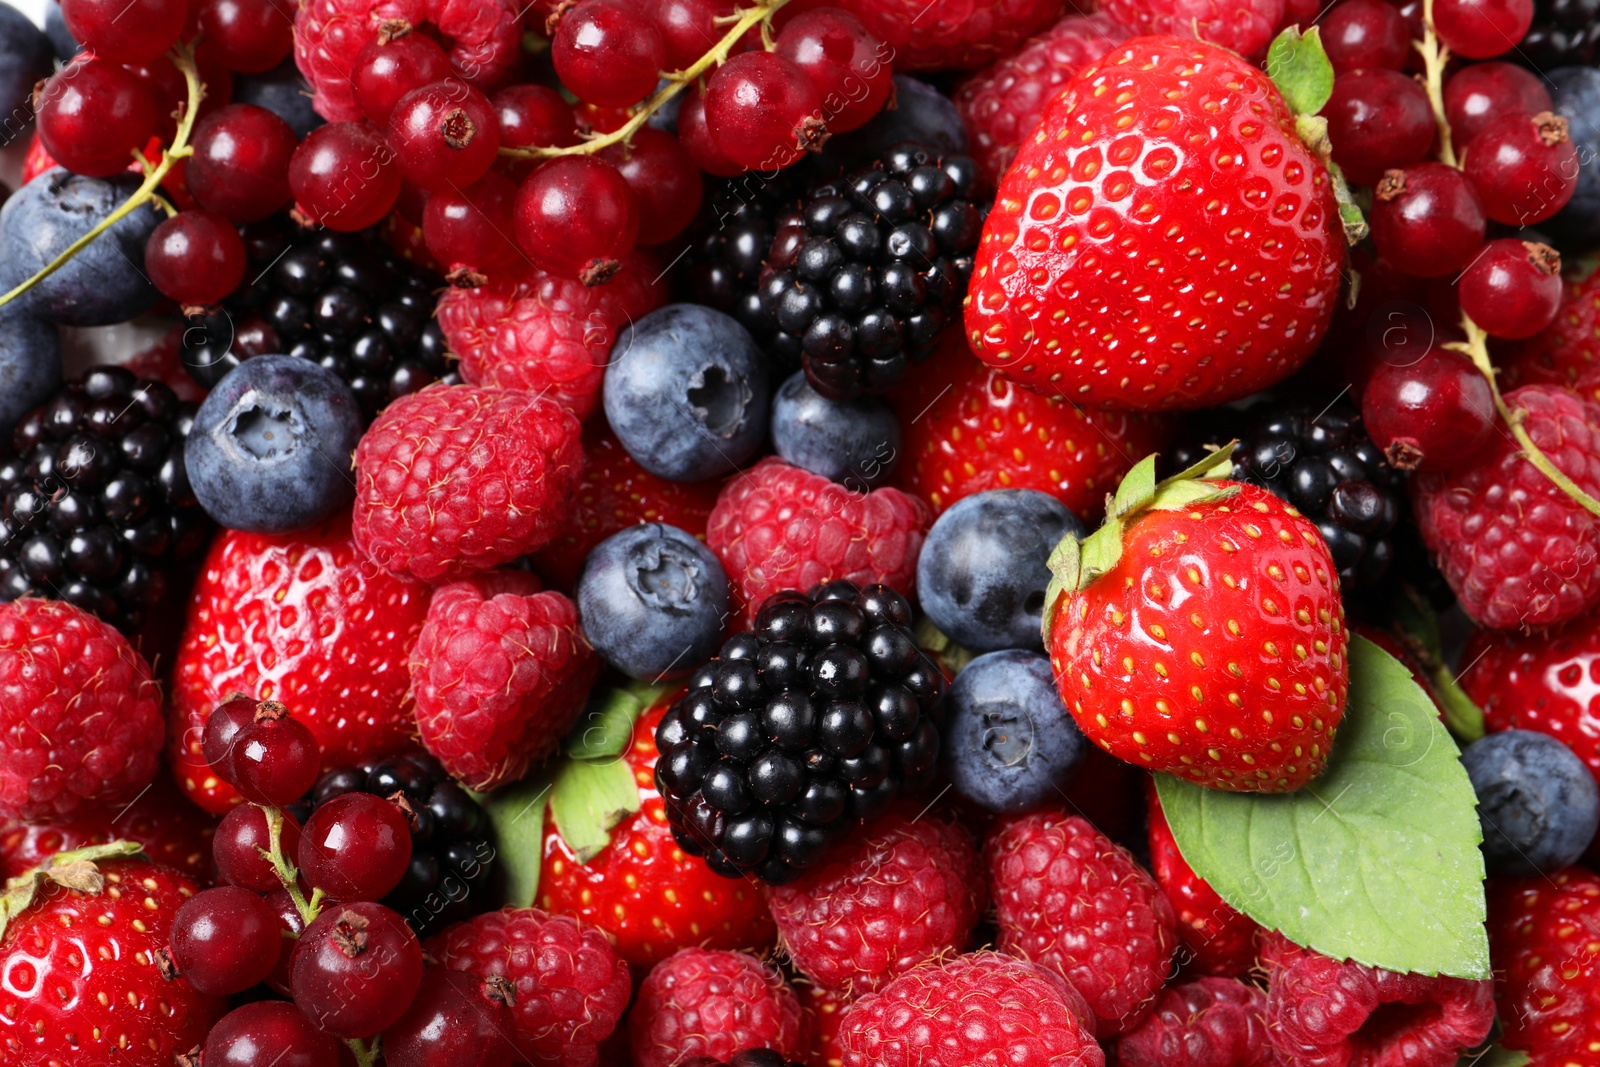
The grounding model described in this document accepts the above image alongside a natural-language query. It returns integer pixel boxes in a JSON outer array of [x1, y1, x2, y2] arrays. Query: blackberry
[[758, 142, 983, 398], [289, 752, 496, 937], [654, 580, 945, 885], [0, 367, 209, 633], [181, 217, 454, 421], [1519, 0, 1600, 69]]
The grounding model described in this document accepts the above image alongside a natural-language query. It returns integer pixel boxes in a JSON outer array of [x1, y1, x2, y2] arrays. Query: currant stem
[[259, 803, 322, 927], [0, 44, 204, 312], [345, 1037, 380, 1067], [1413, 0, 1457, 168], [500, 0, 794, 160]]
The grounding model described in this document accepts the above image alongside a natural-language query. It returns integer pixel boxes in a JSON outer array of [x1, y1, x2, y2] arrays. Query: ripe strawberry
[[964, 35, 1342, 412], [538, 697, 776, 968], [0, 847, 225, 1066], [1045, 454, 1349, 792], [801, 983, 850, 1067], [1500, 265, 1600, 402], [891, 331, 1172, 522], [169, 516, 433, 814], [1488, 867, 1600, 1064], [1102, 0, 1286, 57], [815, 0, 1066, 70], [1147, 785, 1263, 978]]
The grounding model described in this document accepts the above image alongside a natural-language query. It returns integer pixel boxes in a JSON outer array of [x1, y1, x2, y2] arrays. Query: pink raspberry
[[294, 0, 523, 122], [767, 813, 985, 996], [630, 948, 809, 1067], [1262, 932, 1494, 1067], [436, 254, 667, 421], [956, 13, 1132, 187], [1119, 978, 1277, 1067], [428, 907, 631, 1067], [0, 598, 163, 822], [837, 951, 1104, 1067], [352, 385, 584, 583], [1411, 384, 1600, 630], [987, 808, 1178, 1035], [706, 457, 929, 623], [820, 0, 1066, 70], [1100, 0, 1285, 56], [409, 570, 598, 791]]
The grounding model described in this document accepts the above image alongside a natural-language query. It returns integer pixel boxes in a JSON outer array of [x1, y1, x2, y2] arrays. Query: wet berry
[[1443, 62, 1551, 148], [1462, 111, 1579, 226], [187, 103, 299, 222], [168, 885, 283, 995], [35, 56, 160, 178], [553, 0, 666, 109], [213, 802, 303, 891], [353, 30, 453, 127], [144, 210, 248, 308], [1362, 347, 1496, 472], [704, 51, 825, 170], [1324, 69, 1436, 188], [1371, 163, 1487, 278], [297, 790, 414, 902], [514, 156, 639, 284], [288, 121, 403, 232], [290, 901, 423, 1038], [1459, 240, 1564, 340], [388, 79, 500, 192]]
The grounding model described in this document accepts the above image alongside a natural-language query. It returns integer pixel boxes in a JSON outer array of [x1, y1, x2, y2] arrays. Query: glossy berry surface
[[598, 127, 703, 246], [515, 156, 639, 284], [353, 31, 453, 127], [382, 970, 516, 1067], [1370, 163, 1487, 278], [422, 171, 522, 278], [290, 902, 422, 1039], [1323, 69, 1435, 188], [168, 885, 283, 995], [35, 57, 160, 178], [1459, 239, 1563, 340], [552, 0, 665, 109], [288, 121, 402, 232], [144, 210, 247, 308], [198, 0, 296, 73], [213, 802, 301, 891], [186, 104, 298, 222], [200, 694, 260, 783], [1361, 347, 1496, 472], [1433, 0, 1535, 57], [59, 0, 184, 62], [388, 80, 501, 192], [704, 51, 825, 170], [493, 83, 578, 153], [297, 790, 413, 902], [1443, 62, 1551, 148], [1463, 112, 1579, 226], [201, 1001, 340, 1067], [1321, 0, 1410, 72], [774, 8, 892, 134], [228, 705, 321, 806]]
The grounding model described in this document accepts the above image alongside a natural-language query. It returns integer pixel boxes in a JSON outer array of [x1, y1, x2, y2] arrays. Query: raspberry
[[436, 253, 666, 422], [0, 598, 162, 822], [409, 571, 598, 791], [1411, 384, 1600, 630], [1119, 978, 1275, 1067], [294, 0, 523, 122], [629, 948, 810, 1067], [1148, 790, 1263, 978], [767, 813, 985, 995], [352, 385, 585, 583], [821, 0, 1066, 70], [706, 458, 929, 624], [0, 776, 215, 884], [986, 808, 1177, 1035], [955, 13, 1132, 188], [428, 907, 631, 1067], [836, 951, 1103, 1067], [1488, 868, 1600, 1064], [1101, 0, 1286, 56], [1262, 932, 1495, 1067], [1501, 268, 1600, 403]]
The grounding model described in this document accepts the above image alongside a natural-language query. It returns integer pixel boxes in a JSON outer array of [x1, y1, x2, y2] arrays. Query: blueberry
[[0, 304, 61, 440], [43, 0, 79, 60], [917, 489, 1082, 653], [1548, 68, 1600, 255], [769, 371, 901, 487], [1461, 729, 1600, 877], [185, 355, 362, 532], [944, 650, 1087, 815], [232, 56, 326, 139], [0, 2, 53, 117], [605, 304, 770, 481], [818, 76, 968, 171], [577, 523, 730, 680], [0, 170, 164, 327]]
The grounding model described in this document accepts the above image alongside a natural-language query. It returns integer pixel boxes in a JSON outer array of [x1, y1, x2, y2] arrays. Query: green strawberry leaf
[[550, 756, 642, 864], [0, 840, 146, 941], [1457, 1043, 1529, 1067], [1328, 161, 1371, 245], [916, 616, 977, 676], [1154, 635, 1490, 980], [566, 686, 653, 762], [1266, 26, 1335, 117], [482, 776, 552, 906], [1111, 455, 1159, 518], [1040, 532, 1082, 644]]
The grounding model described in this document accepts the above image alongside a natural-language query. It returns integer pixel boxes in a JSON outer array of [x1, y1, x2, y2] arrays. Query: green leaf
[[1328, 161, 1371, 245], [549, 757, 642, 864], [915, 615, 976, 677], [1267, 26, 1335, 117], [482, 776, 552, 907], [1162, 440, 1237, 485], [566, 687, 647, 761], [0, 840, 146, 940], [1155, 635, 1490, 979], [1076, 518, 1125, 590], [1110, 455, 1159, 518], [1041, 529, 1082, 642], [1149, 480, 1238, 512], [1457, 1043, 1530, 1067]]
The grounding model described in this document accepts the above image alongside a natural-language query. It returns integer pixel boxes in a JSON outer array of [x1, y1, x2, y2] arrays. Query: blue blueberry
[[944, 649, 1086, 815], [0, 304, 60, 439], [0, 2, 53, 117], [917, 489, 1082, 653], [185, 355, 362, 533], [0, 169, 163, 327], [605, 304, 770, 482], [818, 76, 968, 170], [43, 0, 79, 60], [232, 56, 326, 139], [770, 371, 900, 488], [1462, 728, 1600, 877], [1547, 67, 1600, 254], [576, 523, 730, 680]]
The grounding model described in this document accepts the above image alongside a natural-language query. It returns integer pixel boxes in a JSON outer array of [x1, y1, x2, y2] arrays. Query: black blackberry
[[0, 367, 209, 633], [654, 580, 944, 885], [758, 142, 983, 398], [182, 217, 454, 421], [1520, 0, 1600, 69], [289, 751, 496, 937]]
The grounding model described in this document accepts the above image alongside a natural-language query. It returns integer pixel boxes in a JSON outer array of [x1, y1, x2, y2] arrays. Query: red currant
[[514, 156, 639, 285], [187, 104, 297, 222], [202, 1001, 340, 1067], [704, 51, 825, 170], [198, 0, 294, 73], [297, 791, 414, 902], [229, 703, 321, 806], [422, 171, 522, 279], [288, 121, 402, 232], [382, 970, 517, 1067], [290, 902, 423, 1039], [354, 30, 453, 127], [36, 57, 160, 179], [1462, 111, 1580, 226], [677, 85, 745, 176], [263, 887, 305, 996], [774, 8, 891, 134], [145, 209, 248, 307], [1321, 0, 1411, 72], [126, 48, 234, 141], [1459, 239, 1563, 339], [653, 0, 733, 70], [201, 693, 261, 785], [1370, 163, 1487, 278], [1443, 62, 1552, 147], [1323, 69, 1435, 188], [1432, 0, 1534, 58], [168, 885, 283, 995], [494, 84, 578, 151], [388, 79, 501, 192], [60, 0, 185, 63], [599, 127, 703, 245], [552, 0, 666, 109], [1362, 346, 1495, 471], [214, 803, 302, 892]]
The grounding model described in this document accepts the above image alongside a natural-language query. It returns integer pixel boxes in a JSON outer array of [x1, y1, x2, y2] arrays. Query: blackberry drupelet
[[1520, 0, 1600, 69], [182, 216, 454, 420], [0, 367, 209, 633], [759, 142, 983, 398], [654, 580, 945, 885], [289, 752, 496, 936]]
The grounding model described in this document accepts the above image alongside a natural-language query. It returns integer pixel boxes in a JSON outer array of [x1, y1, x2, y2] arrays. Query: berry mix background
[[0, 0, 1597, 1063]]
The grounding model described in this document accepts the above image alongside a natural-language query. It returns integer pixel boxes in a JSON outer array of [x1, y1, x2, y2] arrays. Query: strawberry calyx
[[0, 839, 145, 941], [1264, 26, 1369, 245], [1041, 444, 1238, 642]]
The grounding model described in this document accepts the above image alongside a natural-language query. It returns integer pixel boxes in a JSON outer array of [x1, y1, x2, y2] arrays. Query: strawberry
[[1043, 448, 1349, 792], [1488, 867, 1600, 1064], [1146, 782, 1263, 977], [0, 844, 225, 1066], [964, 35, 1343, 412]]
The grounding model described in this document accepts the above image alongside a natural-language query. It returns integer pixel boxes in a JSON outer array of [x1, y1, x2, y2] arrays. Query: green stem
[[345, 1037, 380, 1067], [0, 44, 204, 312], [1413, 0, 1457, 168], [501, 0, 794, 160], [260, 804, 321, 926]]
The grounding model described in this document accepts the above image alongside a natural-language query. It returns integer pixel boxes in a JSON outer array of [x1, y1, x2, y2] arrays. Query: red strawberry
[[1147, 785, 1263, 978], [891, 331, 1172, 523], [169, 516, 433, 814], [964, 35, 1342, 412], [1501, 268, 1600, 402], [537, 696, 776, 968], [1488, 867, 1600, 1064], [809, 0, 1066, 70], [802, 983, 851, 1067], [0, 846, 226, 1066], [1044, 453, 1350, 792]]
